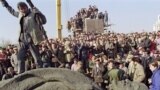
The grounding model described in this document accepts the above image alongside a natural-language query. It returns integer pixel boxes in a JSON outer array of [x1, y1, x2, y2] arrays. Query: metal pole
[[56, 0, 62, 39]]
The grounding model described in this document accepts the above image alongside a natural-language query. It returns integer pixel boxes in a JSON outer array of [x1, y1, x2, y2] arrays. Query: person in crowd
[[10, 47, 18, 73], [64, 40, 74, 65], [103, 60, 120, 85], [2, 67, 17, 80], [91, 59, 104, 87], [40, 45, 52, 68], [149, 61, 160, 90], [149, 36, 156, 53], [76, 61, 85, 74], [71, 59, 78, 71], [0, 48, 7, 79], [140, 51, 153, 86], [131, 57, 145, 83], [57, 46, 65, 65], [118, 62, 128, 80], [156, 58, 160, 68]]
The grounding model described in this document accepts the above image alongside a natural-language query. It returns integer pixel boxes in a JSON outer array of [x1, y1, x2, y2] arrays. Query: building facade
[[153, 15, 160, 32]]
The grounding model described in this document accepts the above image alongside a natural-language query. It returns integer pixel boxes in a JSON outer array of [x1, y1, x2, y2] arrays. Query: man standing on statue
[[0, 0, 47, 74]]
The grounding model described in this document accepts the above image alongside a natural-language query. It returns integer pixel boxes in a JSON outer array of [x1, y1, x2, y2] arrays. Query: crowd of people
[[67, 5, 108, 31], [1, 31, 160, 89]]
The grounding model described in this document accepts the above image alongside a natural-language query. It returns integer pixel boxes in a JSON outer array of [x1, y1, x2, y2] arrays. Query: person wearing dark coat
[[0, 0, 47, 74], [140, 52, 152, 86]]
